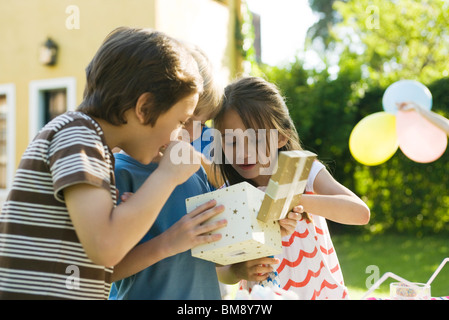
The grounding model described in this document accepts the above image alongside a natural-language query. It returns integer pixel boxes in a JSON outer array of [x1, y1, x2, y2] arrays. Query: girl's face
[[220, 108, 286, 186]]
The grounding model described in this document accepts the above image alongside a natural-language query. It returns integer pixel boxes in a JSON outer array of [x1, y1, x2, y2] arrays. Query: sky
[[245, 0, 319, 66]]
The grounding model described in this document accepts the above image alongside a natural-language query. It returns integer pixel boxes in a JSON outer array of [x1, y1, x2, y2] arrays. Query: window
[[43, 88, 67, 124], [29, 77, 76, 141], [0, 95, 8, 189], [0, 84, 16, 194]]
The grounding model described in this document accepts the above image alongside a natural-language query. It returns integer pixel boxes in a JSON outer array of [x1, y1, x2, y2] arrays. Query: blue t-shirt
[[109, 153, 221, 300]]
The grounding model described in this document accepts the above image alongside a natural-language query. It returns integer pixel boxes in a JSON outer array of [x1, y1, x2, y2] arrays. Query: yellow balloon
[[349, 112, 398, 166]]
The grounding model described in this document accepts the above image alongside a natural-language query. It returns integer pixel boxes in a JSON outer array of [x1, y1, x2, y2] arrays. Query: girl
[[215, 77, 370, 299]]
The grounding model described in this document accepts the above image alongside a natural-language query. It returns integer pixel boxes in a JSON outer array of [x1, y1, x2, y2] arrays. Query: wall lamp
[[39, 37, 58, 66]]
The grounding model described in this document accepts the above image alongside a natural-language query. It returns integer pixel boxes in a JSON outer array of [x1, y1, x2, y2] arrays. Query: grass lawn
[[332, 233, 449, 299]]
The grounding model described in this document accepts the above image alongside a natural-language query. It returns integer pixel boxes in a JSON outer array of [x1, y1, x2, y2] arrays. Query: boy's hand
[[161, 199, 227, 257], [230, 257, 280, 282], [120, 192, 133, 203], [158, 141, 202, 185], [279, 205, 304, 237]]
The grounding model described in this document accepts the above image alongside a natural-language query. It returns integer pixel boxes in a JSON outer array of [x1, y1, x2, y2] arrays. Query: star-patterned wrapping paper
[[187, 182, 282, 265], [186, 151, 317, 265]]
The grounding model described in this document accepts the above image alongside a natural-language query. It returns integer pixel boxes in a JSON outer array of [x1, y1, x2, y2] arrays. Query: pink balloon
[[396, 110, 447, 163]]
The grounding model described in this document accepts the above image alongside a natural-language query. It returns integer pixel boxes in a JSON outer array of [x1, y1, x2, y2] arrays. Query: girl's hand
[[161, 199, 227, 257], [279, 205, 304, 237], [230, 257, 280, 282]]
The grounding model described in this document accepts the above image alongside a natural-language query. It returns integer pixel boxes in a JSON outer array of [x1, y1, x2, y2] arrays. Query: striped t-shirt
[[0, 112, 116, 299]]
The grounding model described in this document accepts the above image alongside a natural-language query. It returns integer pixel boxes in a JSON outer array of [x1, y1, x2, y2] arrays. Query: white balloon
[[382, 80, 432, 115]]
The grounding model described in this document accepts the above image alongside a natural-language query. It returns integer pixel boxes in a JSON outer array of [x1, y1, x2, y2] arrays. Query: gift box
[[186, 182, 282, 265], [186, 150, 317, 265], [257, 150, 316, 222]]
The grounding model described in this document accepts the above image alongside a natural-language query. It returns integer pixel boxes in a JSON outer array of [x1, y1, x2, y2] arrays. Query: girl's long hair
[[213, 76, 303, 187]]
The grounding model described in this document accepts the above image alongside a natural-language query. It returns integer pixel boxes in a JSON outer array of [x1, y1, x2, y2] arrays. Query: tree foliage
[[333, 0, 449, 86], [253, 0, 449, 236], [307, 0, 348, 48]]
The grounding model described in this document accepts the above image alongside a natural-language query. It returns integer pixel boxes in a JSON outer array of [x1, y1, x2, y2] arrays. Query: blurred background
[[0, 0, 448, 299]]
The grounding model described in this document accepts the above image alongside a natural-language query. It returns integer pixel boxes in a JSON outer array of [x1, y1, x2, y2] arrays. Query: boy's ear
[[135, 92, 153, 124], [277, 133, 288, 149]]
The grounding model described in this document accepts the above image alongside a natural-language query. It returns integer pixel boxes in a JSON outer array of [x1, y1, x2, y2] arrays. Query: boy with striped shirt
[[0, 27, 222, 299]]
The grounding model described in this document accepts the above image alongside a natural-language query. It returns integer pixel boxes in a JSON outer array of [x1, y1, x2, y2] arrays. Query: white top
[[305, 160, 325, 193]]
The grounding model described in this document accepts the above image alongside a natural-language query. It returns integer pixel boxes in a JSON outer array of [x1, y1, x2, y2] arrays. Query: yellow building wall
[[0, 0, 157, 166], [0, 0, 239, 172]]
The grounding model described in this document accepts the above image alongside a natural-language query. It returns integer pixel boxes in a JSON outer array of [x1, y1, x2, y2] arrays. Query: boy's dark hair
[[78, 27, 203, 126]]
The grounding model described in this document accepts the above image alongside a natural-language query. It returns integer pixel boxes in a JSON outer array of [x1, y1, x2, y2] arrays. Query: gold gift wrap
[[186, 182, 282, 265], [257, 150, 316, 222]]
